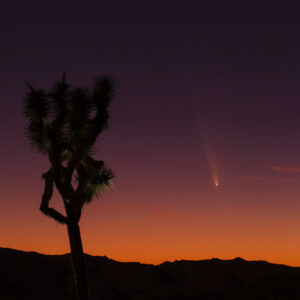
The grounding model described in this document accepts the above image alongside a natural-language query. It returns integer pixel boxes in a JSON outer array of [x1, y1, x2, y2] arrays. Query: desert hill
[[1, 247, 300, 299]]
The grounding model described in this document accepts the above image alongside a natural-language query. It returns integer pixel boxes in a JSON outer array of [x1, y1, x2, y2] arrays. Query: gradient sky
[[2, 1, 300, 266]]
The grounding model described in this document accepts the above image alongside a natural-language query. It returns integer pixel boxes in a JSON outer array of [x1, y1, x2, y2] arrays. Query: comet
[[199, 125, 220, 188], [192, 102, 220, 188]]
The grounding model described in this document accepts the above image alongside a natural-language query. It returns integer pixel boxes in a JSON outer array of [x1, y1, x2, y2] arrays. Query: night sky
[[2, 1, 300, 266]]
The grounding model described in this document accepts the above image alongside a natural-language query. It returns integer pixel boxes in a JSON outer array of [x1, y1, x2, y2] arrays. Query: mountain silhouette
[[1, 247, 300, 299]]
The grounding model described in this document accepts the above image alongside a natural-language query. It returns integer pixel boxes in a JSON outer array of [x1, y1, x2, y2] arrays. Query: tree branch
[[68, 163, 89, 222], [49, 147, 75, 199], [65, 144, 86, 183], [40, 168, 68, 224]]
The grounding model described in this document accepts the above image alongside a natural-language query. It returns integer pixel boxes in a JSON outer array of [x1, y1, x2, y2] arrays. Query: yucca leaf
[[83, 166, 114, 203], [24, 86, 49, 121], [93, 75, 116, 109], [69, 88, 93, 142]]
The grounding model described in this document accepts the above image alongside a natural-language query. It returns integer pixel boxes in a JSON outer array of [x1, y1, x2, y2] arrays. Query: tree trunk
[[67, 221, 90, 300]]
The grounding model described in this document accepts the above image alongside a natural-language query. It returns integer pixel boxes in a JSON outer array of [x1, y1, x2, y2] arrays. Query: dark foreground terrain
[[1, 247, 300, 299]]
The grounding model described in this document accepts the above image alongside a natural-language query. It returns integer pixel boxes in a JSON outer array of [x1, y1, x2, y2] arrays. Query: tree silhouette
[[24, 74, 115, 300]]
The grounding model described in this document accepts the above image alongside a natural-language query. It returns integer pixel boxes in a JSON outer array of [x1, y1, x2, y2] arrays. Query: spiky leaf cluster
[[82, 164, 114, 203]]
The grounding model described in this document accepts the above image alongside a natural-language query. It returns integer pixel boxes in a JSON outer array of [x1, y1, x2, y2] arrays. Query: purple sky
[[2, 1, 300, 265]]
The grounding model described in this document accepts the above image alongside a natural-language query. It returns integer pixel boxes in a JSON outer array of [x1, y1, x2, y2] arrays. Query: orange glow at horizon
[[2, 181, 300, 268]]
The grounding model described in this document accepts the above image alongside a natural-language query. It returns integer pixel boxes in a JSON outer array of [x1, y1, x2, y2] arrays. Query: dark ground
[[1, 247, 300, 299]]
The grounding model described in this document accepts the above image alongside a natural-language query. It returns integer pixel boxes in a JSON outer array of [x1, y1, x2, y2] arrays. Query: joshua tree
[[24, 74, 115, 300]]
